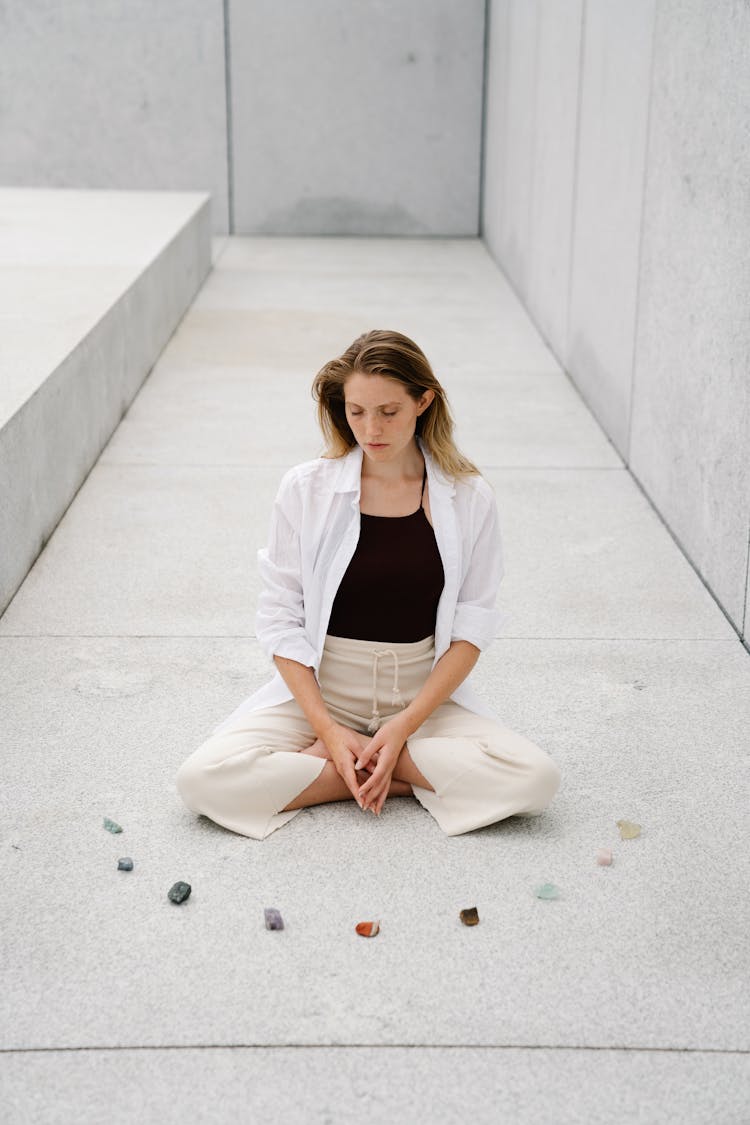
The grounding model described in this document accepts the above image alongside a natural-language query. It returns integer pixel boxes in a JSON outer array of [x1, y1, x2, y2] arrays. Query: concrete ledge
[[0, 188, 213, 616]]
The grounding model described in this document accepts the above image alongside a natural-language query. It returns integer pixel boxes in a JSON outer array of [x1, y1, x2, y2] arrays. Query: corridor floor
[[2, 236, 748, 1123]]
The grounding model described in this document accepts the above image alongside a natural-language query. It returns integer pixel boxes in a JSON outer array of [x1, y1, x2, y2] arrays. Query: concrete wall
[[0, 1, 229, 230], [482, 0, 750, 650], [228, 0, 484, 235], [0, 0, 485, 237]]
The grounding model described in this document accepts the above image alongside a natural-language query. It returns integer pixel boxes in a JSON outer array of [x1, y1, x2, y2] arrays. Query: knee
[[175, 753, 206, 813], [526, 752, 561, 810], [539, 754, 561, 798]]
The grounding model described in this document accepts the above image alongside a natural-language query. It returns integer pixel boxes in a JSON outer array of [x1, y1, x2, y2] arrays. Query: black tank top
[[327, 464, 445, 642]]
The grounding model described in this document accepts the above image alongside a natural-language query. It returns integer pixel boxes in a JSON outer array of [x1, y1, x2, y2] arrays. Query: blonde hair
[[311, 329, 480, 478]]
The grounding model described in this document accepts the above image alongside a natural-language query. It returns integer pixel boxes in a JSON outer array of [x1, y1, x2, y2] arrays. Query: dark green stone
[[168, 881, 191, 904], [103, 817, 123, 833]]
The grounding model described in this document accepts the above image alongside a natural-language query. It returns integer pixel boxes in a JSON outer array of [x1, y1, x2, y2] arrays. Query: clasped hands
[[318, 716, 410, 816]]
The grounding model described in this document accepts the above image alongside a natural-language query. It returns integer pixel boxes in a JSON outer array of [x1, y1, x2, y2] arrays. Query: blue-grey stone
[[117, 857, 134, 871]]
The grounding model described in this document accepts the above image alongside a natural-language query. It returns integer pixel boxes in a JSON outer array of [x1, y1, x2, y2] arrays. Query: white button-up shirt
[[210, 437, 511, 736]]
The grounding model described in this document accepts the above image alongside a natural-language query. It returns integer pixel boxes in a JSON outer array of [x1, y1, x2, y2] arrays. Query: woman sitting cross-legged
[[175, 328, 561, 839]]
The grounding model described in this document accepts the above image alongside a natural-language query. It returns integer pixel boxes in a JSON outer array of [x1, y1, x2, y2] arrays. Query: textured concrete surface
[[482, 0, 750, 648], [0, 0, 229, 233], [629, 0, 750, 637], [3, 1048, 747, 1125], [2, 236, 749, 1122], [0, 188, 212, 427], [483, 0, 584, 356], [0, 187, 212, 618], [229, 0, 485, 234], [566, 0, 656, 456]]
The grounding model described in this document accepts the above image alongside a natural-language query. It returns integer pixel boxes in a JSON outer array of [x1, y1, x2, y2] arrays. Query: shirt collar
[[332, 436, 456, 498]]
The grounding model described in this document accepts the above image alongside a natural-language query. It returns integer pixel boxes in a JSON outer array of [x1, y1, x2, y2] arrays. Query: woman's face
[[343, 371, 434, 462]]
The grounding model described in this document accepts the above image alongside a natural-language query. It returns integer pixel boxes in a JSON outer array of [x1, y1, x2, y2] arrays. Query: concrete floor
[[2, 236, 749, 1123]]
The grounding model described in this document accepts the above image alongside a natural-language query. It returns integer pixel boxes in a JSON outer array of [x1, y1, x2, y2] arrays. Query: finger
[[354, 748, 379, 771], [356, 774, 374, 807], [360, 749, 386, 782], [338, 756, 365, 805], [371, 780, 390, 816], [376, 775, 393, 813], [355, 747, 373, 774], [360, 757, 390, 796], [360, 770, 388, 810], [358, 770, 378, 796], [357, 772, 376, 808]]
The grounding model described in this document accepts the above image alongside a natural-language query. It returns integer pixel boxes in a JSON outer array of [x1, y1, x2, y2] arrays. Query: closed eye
[[348, 409, 398, 417]]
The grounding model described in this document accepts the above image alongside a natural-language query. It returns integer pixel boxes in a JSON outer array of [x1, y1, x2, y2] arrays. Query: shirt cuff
[[261, 632, 318, 669], [450, 604, 511, 651]]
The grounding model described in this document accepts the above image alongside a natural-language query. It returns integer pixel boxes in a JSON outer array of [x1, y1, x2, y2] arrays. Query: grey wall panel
[[483, 0, 582, 362], [566, 0, 656, 456], [629, 0, 750, 634], [481, 0, 539, 290], [481, 0, 511, 258], [526, 2, 583, 359], [481, 0, 750, 645], [0, 1, 229, 233], [228, 0, 485, 235]]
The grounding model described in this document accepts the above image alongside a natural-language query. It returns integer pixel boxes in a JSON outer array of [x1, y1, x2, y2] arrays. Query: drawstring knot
[[367, 648, 406, 734]]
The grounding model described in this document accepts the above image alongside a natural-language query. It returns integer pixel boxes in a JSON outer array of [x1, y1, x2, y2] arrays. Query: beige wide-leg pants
[[176, 633, 561, 840]]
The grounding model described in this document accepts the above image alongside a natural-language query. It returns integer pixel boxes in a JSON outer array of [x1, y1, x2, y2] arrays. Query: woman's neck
[[360, 441, 424, 483]]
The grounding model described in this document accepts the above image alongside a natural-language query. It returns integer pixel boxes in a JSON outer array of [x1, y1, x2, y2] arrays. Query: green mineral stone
[[168, 881, 191, 904], [459, 906, 479, 926], [616, 819, 641, 839], [103, 817, 122, 833], [535, 883, 560, 900], [117, 857, 133, 871]]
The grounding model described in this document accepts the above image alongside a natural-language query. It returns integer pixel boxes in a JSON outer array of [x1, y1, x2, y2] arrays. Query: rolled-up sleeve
[[450, 489, 511, 651], [255, 473, 318, 668]]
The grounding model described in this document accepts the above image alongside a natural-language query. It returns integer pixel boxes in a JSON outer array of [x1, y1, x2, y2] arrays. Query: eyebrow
[[344, 400, 402, 408]]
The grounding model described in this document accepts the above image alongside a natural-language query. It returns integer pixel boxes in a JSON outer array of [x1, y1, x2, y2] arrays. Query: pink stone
[[596, 848, 613, 865]]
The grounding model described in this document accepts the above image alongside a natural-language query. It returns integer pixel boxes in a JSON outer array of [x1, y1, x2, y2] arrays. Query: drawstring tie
[[367, 648, 405, 734]]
